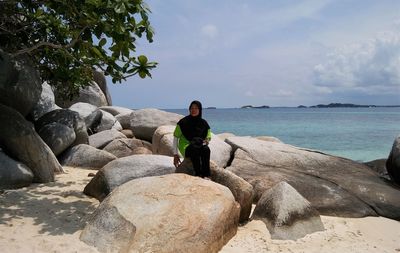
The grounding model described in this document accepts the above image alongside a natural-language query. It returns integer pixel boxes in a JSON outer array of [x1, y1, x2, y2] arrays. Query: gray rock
[[59, 144, 117, 169], [209, 134, 232, 168], [79, 204, 136, 252], [152, 125, 176, 156], [80, 206, 135, 253], [0, 51, 42, 116], [103, 138, 152, 158], [84, 155, 176, 200], [99, 106, 133, 116], [211, 165, 254, 223], [0, 151, 33, 189], [35, 109, 89, 146], [364, 158, 389, 180], [88, 129, 126, 149], [229, 149, 373, 216], [92, 70, 112, 106], [95, 110, 122, 132], [131, 147, 153, 155], [176, 160, 254, 223], [30, 82, 61, 121], [81, 174, 240, 253], [386, 135, 400, 185], [0, 104, 60, 182], [37, 122, 76, 156], [255, 136, 283, 143], [115, 113, 132, 129], [226, 136, 400, 220], [69, 102, 102, 133], [217, 132, 236, 142], [120, 129, 134, 138], [252, 181, 324, 240], [130, 109, 183, 142], [55, 81, 108, 108]]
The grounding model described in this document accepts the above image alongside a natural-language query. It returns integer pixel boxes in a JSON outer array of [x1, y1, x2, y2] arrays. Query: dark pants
[[185, 144, 211, 177]]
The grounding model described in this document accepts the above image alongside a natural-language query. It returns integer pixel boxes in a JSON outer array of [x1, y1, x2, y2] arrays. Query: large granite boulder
[[0, 51, 42, 116], [0, 104, 61, 182], [59, 144, 117, 169], [217, 132, 235, 142], [80, 174, 240, 253], [88, 129, 126, 149], [252, 181, 324, 240], [103, 138, 152, 158], [364, 158, 389, 180], [209, 134, 232, 167], [35, 109, 89, 146], [99, 106, 133, 116], [115, 113, 132, 129], [81, 205, 135, 253], [30, 82, 61, 121], [95, 109, 122, 132], [130, 147, 153, 155], [176, 160, 254, 223], [37, 122, 76, 156], [120, 129, 134, 138], [0, 151, 34, 189], [92, 70, 112, 106], [69, 102, 102, 134], [225, 136, 400, 220], [55, 81, 108, 108], [386, 135, 400, 185], [152, 125, 176, 156], [84, 155, 175, 200], [255, 136, 282, 143], [211, 165, 254, 222], [129, 109, 183, 142]]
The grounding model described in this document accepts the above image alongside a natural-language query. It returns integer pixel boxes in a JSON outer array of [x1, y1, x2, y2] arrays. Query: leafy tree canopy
[[0, 0, 157, 99]]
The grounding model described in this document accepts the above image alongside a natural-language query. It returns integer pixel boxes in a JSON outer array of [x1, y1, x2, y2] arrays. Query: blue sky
[[108, 0, 400, 109]]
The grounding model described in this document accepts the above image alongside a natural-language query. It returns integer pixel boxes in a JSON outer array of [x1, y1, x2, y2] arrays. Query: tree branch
[[0, 25, 13, 34], [12, 25, 88, 56]]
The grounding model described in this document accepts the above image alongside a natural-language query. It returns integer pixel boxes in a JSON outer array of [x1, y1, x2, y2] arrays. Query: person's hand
[[203, 139, 209, 145], [173, 154, 181, 168]]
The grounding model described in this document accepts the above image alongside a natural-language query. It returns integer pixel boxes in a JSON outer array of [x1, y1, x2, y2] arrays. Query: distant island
[[241, 105, 270, 109], [205, 106, 217, 109], [299, 103, 400, 108]]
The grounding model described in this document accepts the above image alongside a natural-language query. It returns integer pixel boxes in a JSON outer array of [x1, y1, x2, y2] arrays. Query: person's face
[[189, 104, 200, 117]]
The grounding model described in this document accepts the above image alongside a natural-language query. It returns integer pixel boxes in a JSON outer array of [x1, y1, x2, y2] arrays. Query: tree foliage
[[0, 0, 157, 98]]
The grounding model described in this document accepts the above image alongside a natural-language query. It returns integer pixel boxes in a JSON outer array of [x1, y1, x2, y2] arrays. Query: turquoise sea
[[167, 107, 400, 162]]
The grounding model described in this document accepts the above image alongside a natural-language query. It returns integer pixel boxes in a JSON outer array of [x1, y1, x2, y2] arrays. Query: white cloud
[[313, 31, 400, 94], [201, 24, 218, 39]]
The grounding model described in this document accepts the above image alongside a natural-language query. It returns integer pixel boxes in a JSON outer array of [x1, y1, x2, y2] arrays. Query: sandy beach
[[1, 167, 399, 253]]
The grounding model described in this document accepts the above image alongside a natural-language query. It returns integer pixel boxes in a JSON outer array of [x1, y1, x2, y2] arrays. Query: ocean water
[[167, 107, 400, 162]]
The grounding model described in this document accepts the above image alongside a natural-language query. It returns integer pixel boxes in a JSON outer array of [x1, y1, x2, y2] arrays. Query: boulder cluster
[[1, 52, 400, 252]]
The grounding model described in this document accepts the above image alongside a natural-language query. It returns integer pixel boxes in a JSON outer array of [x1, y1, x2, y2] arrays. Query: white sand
[[0, 167, 99, 253], [1, 167, 399, 253], [221, 215, 400, 253]]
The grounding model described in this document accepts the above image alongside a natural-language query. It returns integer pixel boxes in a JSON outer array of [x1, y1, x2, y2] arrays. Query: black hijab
[[177, 100, 210, 141]]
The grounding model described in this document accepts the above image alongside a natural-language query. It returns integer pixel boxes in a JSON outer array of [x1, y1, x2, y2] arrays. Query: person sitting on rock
[[173, 100, 211, 178]]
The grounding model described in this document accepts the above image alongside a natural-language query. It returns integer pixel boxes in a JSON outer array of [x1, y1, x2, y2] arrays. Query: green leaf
[[3, 0, 157, 99], [138, 55, 148, 65], [91, 47, 103, 58], [138, 69, 147, 78], [114, 3, 126, 14], [98, 38, 107, 47]]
